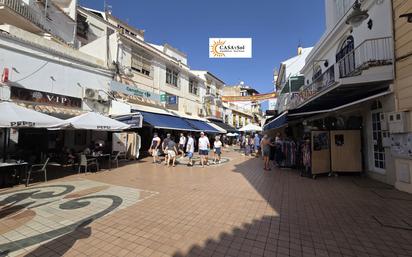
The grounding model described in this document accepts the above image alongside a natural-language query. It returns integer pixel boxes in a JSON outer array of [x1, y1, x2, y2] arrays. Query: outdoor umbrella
[[239, 124, 263, 132], [0, 102, 65, 128], [62, 112, 131, 131], [0, 102, 67, 162]]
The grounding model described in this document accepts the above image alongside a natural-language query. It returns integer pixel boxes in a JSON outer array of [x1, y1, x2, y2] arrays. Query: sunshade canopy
[[140, 111, 197, 131], [0, 102, 65, 128], [208, 120, 238, 133], [185, 119, 220, 133], [239, 123, 262, 132], [63, 112, 131, 131]]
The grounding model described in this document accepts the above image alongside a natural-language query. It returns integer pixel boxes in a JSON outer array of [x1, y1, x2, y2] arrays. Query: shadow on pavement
[[23, 220, 92, 257], [171, 156, 412, 257]]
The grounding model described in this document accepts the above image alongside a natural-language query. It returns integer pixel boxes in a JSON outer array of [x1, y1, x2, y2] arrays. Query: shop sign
[[167, 95, 177, 105], [110, 81, 160, 102], [10, 87, 82, 108], [160, 94, 167, 102]]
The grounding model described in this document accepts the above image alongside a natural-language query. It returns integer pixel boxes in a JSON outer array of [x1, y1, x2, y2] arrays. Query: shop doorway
[[371, 100, 386, 173]]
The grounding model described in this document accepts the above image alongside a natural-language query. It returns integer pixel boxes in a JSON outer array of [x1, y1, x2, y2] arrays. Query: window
[[206, 86, 211, 95], [189, 80, 198, 95], [131, 55, 151, 77], [166, 68, 179, 87]]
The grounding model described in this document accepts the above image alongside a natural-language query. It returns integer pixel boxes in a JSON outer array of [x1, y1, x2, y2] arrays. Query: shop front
[[264, 84, 394, 180], [110, 80, 220, 152]]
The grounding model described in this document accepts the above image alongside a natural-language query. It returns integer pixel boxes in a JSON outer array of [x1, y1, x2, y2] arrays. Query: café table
[[0, 161, 29, 187]]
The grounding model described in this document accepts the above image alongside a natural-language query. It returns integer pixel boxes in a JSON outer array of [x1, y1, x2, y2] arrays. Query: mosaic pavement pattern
[[172, 156, 231, 167], [0, 179, 158, 256]]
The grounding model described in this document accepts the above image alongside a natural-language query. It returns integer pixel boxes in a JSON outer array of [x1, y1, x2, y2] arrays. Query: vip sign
[[209, 38, 252, 58]]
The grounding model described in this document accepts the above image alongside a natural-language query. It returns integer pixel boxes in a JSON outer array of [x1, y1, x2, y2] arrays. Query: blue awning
[[139, 111, 197, 131], [185, 119, 220, 133], [264, 112, 288, 131]]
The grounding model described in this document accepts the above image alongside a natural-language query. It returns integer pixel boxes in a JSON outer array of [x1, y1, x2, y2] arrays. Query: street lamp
[[346, 0, 369, 27], [400, 13, 412, 23]]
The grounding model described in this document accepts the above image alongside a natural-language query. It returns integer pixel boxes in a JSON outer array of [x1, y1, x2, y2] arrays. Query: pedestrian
[[261, 135, 274, 171], [244, 135, 251, 156], [178, 133, 186, 158], [198, 132, 210, 168], [213, 135, 222, 164], [254, 134, 261, 157], [162, 133, 171, 165], [186, 133, 195, 166], [149, 132, 161, 163], [166, 136, 178, 167]]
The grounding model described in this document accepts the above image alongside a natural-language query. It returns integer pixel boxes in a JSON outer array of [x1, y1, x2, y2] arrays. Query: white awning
[[0, 102, 66, 128]]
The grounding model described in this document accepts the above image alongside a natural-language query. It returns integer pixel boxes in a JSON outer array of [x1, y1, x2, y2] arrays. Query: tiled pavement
[[1, 149, 412, 257]]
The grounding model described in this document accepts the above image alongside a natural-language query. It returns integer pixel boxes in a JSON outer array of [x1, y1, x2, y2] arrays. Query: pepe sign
[[10, 121, 36, 127]]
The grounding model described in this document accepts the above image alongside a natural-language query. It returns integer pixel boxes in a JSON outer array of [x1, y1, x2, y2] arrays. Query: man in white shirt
[[186, 133, 195, 166], [178, 133, 186, 158], [198, 132, 210, 168]]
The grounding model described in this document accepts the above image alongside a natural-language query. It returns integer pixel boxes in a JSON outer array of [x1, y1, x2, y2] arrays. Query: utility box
[[388, 112, 410, 134]]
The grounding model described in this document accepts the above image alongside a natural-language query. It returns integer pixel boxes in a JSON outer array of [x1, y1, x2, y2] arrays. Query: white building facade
[[265, 0, 395, 185]]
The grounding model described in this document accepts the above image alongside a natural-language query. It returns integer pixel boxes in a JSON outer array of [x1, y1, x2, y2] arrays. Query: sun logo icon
[[211, 40, 226, 57]]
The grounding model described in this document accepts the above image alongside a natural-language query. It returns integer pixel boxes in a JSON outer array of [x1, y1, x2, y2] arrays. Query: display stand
[[311, 131, 331, 179], [330, 130, 362, 173]]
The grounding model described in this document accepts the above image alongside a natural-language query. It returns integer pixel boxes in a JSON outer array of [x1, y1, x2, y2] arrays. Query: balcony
[[291, 37, 393, 110], [0, 0, 73, 44]]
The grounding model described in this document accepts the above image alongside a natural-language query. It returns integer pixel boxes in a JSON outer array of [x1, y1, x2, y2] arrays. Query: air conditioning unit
[[380, 113, 388, 131], [84, 88, 99, 100], [123, 67, 133, 77], [388, 112, 409, 134]]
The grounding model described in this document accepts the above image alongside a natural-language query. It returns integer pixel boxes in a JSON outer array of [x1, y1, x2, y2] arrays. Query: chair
[[26, 157, 50, 187], [78, 154, 99, 174], [111, 151, 121, 169]]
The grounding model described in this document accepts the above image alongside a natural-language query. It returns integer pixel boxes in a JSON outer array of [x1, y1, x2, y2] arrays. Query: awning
[[184, 119, 220, 133], [289, 90, 393, 117], [208, 120, 238, 133], [263, 112, 288, 131], [113, 113, 143, 128], [264, 90, 393, 132], [208, 123, 227, 133], [139, 111, 197, 131], [0, 102, 66, 128], [293, 81, 391, 113]]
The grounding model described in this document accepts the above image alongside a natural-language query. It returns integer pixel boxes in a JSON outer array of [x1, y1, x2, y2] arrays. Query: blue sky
[[80, 0, 325, 107]]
